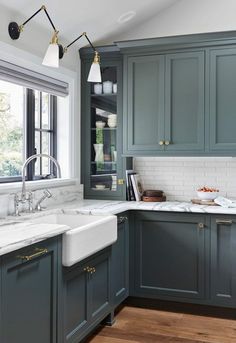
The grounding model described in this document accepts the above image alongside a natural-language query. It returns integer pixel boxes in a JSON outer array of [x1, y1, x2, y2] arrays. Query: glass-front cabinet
[[81, 50, 129, 199]]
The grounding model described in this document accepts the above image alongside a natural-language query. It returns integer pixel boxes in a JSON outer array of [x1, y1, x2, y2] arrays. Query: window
[[0, 80, 57, 183]]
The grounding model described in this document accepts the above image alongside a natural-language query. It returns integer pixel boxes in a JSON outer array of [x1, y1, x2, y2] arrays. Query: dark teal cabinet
[[210, 216, 236, 307], [111, 214, 129, 306], [123, 51, 205, 155], [1, 238, 58, 343], [131, 212, 209, 301], [62, 248, 111, 343], [124, 55, 165, 153], [165, 51, 205, 152], [81, 49, 131, 200], [209, 48, 236, 152]]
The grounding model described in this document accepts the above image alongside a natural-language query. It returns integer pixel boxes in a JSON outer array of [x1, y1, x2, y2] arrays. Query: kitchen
[[0, 1, 236, 342]]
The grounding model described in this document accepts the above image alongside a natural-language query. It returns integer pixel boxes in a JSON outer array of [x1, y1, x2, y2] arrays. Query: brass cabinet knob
[[165, 140, 170, 146], [198, 223, 205, 229], [159, 140, 164, 146]]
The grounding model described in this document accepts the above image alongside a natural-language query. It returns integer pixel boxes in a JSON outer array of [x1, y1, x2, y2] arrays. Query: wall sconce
[[8, 5, 101, 82]]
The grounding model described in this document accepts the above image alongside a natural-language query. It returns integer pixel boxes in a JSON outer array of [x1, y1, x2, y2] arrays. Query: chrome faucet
[[14, 153, 61, 216]]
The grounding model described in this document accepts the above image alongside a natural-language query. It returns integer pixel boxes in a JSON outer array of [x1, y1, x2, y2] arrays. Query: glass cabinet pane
[[90, 66, 118, 192]]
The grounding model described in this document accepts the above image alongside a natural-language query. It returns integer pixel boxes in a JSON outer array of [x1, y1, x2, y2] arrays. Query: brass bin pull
[[216, 219, 233, 225], [17, 248, 48, 261]]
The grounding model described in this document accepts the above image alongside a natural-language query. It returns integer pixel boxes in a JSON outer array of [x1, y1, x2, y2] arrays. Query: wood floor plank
[[85, 306, 236, 343]]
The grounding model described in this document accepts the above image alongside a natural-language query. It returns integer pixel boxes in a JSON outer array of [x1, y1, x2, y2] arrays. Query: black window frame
[[0, 86, 57, 183]]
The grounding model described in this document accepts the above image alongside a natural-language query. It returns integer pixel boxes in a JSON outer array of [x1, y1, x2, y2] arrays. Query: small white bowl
[[95, 184, 106, 190], [96, 121, 105, 129], [197, 191, 219, 200]]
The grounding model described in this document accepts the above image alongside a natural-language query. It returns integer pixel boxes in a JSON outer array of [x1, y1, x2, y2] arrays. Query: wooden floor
[[85, 305, 236, 343]]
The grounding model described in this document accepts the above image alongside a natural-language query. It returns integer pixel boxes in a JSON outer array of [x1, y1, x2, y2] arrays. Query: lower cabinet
[[210, 215, 236, 307], [131, 212, 209, 301], [62, 248, 112, 343], [111, 214, 129, 307], [1, 238, 58, 343]]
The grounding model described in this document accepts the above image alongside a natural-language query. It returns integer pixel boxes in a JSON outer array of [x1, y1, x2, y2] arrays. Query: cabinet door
[[63, 263, 89, 343], [125, 55, 165, 153], [89, 250, 111, 322], [1, 239, 58, 343], [209, 48, 236, 151], [133, 212, 207, 300], [111, 215, 129, 307], [210, 216, 236, 306], [165, 51, 205, 151]]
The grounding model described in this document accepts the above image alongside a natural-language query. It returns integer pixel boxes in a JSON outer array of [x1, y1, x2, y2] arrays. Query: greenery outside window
[[0, 79, 57, 183]]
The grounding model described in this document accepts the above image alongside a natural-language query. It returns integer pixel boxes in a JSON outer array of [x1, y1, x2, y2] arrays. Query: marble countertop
[[1, 199, 236, 257]]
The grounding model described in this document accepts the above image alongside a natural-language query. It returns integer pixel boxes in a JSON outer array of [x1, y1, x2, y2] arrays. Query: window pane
[[42, 92, 49, 129], [0, 80, 24, 177], [42, 132, 50, 175], [35, 90, 40, 129], [35, 130, 41, 175]]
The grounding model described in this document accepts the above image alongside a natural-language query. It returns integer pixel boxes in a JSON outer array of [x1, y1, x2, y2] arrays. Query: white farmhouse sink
[[28, 213, 117, 267]]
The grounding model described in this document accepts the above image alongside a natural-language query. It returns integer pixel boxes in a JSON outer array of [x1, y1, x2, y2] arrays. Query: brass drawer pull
[[164, 140, 170, 146], [118, 216, 128, 224], [17, 248, 48, 261], [159, 140, 164, 146], [83, 266, 96, 274], [216, 219, 233, 225]]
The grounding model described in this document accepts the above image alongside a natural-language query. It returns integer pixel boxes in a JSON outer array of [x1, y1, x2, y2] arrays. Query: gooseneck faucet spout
[[21, 153, 61, 200]]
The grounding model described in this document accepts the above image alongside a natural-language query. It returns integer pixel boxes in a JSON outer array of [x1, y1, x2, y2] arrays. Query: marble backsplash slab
[[0, 184, 83, 218]]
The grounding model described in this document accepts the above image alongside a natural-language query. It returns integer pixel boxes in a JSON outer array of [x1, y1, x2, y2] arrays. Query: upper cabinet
[[125, 55, 165, 153], [81, 51, 131, 200], [209, 48, 236, 152], [123, 50, 205, 155], [165, 51, 205, 152]]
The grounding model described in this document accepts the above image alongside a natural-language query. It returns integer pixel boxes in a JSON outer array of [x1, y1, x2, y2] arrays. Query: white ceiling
[[0, 0, 180, 47]]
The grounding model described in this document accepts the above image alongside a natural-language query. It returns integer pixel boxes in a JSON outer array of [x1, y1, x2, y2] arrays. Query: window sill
[[0, 178, 81, 195]]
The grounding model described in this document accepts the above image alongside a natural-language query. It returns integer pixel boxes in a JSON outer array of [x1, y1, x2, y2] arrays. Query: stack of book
[[126, 170, 144, 201]]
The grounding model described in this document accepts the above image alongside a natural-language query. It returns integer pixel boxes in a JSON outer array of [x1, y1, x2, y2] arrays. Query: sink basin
[[28, 213, 117, 267]]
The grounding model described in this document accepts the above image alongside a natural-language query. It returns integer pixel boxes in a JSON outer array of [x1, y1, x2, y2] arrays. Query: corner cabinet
[[130, 212, 209, 301], [123, 50, 205, 155], [1, 238, 59, 343], [81, 48, 131, 200]]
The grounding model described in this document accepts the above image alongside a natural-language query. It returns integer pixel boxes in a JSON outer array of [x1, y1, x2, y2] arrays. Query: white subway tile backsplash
[[134, 157, 236, 201]]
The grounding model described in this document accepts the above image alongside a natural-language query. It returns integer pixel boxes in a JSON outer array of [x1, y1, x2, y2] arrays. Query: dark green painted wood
[[81, 55, 129, 200], [209, 48, 236, 151], [165, 51, 205, 151], [210, 215, 236, 307], [62, 248, 112, 342], [125, 55, 165, 153], [89, 249, 111, 321], [111, 214, 129, 307], [132, 212, 207, 300], [1, 238, 58, 343], [63, 261, 89, 343]]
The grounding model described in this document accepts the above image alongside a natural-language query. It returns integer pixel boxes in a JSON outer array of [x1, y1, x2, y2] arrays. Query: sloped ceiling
[[0, 0, 180, 47]]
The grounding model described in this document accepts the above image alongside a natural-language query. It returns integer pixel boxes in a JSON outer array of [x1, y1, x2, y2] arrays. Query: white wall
[[134, 157, 236, 201], [115, 0, 236, 42]]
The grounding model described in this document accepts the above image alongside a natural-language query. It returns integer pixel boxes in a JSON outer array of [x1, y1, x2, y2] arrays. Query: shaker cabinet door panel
[[89, 250, 111, 321], [133, 212, 207, 300], [111, 216, 129, 306], [165, 51, 205, 151], [209, 48, 236, 151], [63, 265, 89, 343], [1, 240, 58, 343], [126, 55, 165, 152], [210, 216, 236, 306]]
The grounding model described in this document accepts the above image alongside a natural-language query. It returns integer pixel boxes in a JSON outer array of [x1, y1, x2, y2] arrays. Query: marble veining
[[1, 199, 236, 257]]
